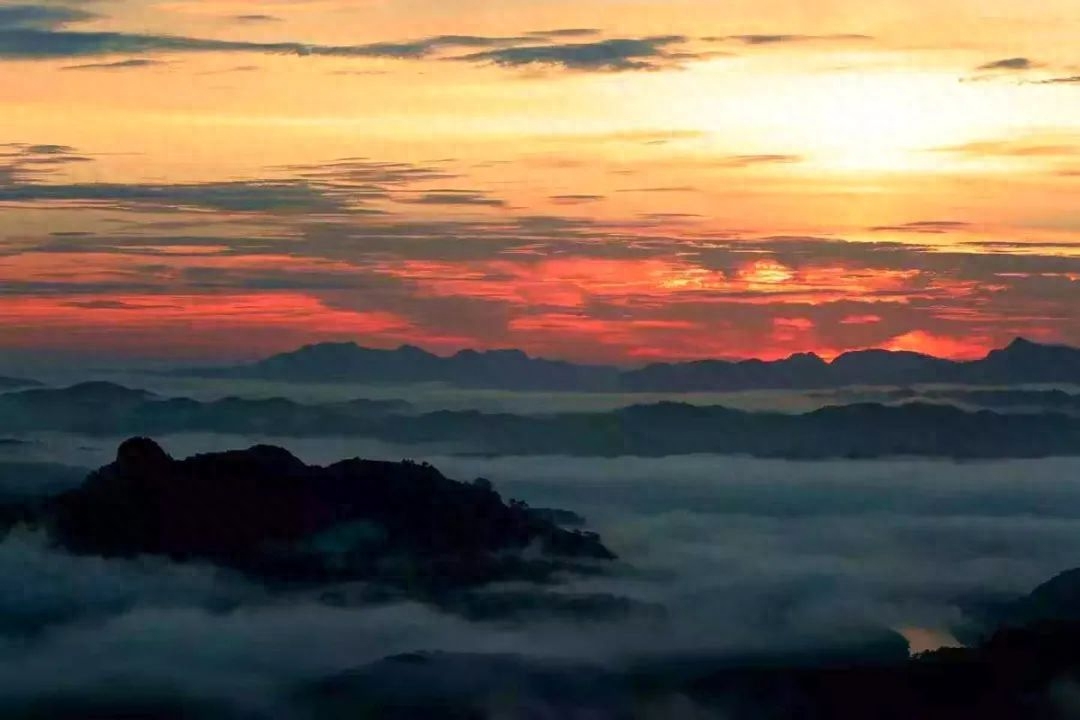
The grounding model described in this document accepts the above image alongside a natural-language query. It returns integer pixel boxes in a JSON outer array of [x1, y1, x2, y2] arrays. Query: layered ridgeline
[[4, 438, 613, 597], [177, 337, 1080, 391], [0, 375, 41, 390], [5, 382, 1080, 458]]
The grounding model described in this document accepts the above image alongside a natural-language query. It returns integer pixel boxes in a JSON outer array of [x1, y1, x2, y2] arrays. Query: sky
[[0, 0, 1079, 364]]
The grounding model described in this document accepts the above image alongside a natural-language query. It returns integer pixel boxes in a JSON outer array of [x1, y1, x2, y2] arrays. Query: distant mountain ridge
[[177, 337, 1080, 391], [6, 382, 1080, 458], [183, 342, 620, 390], [0, 375, 41, 390]]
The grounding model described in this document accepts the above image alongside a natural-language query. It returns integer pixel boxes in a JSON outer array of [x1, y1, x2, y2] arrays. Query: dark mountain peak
[[833, 348, 931, 362], [452, 348, 530, 362], [783, 352, 827, 366], [294, 341, 360, 354], [15, 382, 154, 403], [1007, 336, 1038, 349], [993, 567, 1080, 628], [996, 336, 1066, 355], [115, 436, 171, 470], [241, 443, 308, 471], [47, 439, 615, 589], [71, 381, 148, 396], [397, 343, 435, 357], [977, 336, 1080, 380], [486, 348, 530, 360]]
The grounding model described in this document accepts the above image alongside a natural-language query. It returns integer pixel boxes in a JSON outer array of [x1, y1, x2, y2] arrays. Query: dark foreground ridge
[[6, 383, 1080, 458], [251, 570, 1080, 718], [42, 438, 614, 590], [179, 336, 1080, 391]]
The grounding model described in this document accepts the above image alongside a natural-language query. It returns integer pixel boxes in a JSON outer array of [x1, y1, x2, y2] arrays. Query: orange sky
[[0, 0, 1078, 363]]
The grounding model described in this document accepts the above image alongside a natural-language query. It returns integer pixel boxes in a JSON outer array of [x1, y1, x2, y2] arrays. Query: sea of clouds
[[4, 431, 1080, 715]]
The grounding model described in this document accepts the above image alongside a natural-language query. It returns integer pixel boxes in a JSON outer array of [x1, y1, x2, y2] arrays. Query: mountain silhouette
[[41, 438, 614, 592], [176, 337, 1080, 391], [0, 375, 41, 390], [6, 383, 1080, 458], [184, 342, 620, 390]]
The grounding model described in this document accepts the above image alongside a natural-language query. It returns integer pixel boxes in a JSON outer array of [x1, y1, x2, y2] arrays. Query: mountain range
[[177, 337, 1080, 392], [6, 382, 1080, 458]]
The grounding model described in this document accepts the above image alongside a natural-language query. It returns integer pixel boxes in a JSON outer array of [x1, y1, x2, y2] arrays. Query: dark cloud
[[0, 22, 717, 74], [280, 158, 458, 186], [550, 194, 605, 204], [231, 14, 281, 23], [399, 191, 506, 208], [0, 26, 594, 62], [0, 3, 94, 30], [0, 28, 451, 59], [453, 35, 693, 72], [23, 143, 75, 155], [0, 142, 91, 184], [0, 180, 351, 213], [1037, 76, 1080, 85], [0, 148, 472, 215], [716, 33, 872, 45], [977, 57, 1040, 71], [61, 58, 165, 71]]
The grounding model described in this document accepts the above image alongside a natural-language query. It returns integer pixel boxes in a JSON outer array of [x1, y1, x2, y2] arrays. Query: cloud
[[718, 154, 802, 168], [0, 142, 91, 183], [870, 221, 972, 234], [453, 36, 693, 72], [0, 147, 470, 215], [3, 444, 1080, 715], [0, 179, 350, 213], [0, 19, 669, 80], [4, 142, 1080, 362], [933, 140, 1080, 158], [615, 186, 698, 193], [714, 33, 872, 45], [976, 57, 1039, 71], [840, 315, 882, 325], [231, 14, 281, 23], [0, 3, 94, 30], [0, 25, 608, 63], [61, 58, 166, 71], [1036, 76, 1080, 85], [399, 190, 506, 208], [550, 194, 605, 204]]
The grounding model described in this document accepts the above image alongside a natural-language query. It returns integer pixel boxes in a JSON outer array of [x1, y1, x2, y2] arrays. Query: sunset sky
[[1, 0, 1079, 364]]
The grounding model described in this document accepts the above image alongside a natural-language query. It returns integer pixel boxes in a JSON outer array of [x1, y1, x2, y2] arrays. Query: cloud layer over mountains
[[3, 437, 1080, 716]]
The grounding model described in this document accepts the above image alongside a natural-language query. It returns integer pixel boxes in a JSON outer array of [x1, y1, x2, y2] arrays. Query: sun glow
[[783, 72, 976, 171], [684, 66, 1028, 174]]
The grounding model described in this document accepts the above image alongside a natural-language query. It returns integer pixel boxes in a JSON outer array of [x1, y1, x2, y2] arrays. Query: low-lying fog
[[4, 429, 1080, 714]]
